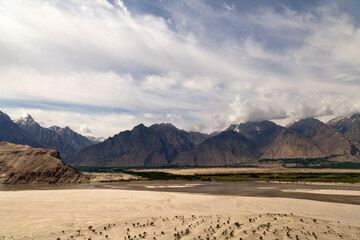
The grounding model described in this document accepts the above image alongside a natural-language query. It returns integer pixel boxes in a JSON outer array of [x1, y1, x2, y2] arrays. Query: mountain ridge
[[2, 110, 360, 167], [0, 111, 42, 148], [15, 114, 95, 161], [70, 114, 360, 167]]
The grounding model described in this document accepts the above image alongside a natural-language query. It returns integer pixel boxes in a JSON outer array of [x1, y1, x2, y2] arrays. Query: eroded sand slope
[[0, 142, 88, 184]]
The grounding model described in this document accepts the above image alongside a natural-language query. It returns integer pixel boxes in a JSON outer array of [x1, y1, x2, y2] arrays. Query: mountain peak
[[289, 118, 324, 127], [16, 114, 36, 126], [0, 111, 12, 122], [287, 118, 325, 139], [227, 120, 279, 133], [150, 123, 178, 130], [350, 113, 360, 120], [133, 123, 146, 130]]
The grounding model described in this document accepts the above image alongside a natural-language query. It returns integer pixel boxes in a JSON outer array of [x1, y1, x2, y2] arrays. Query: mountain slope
[[70, 123, 195, 167], [227, 121, 283, 153], [227, 120, 323, 159], [188, 131, 210, 145], [260, 128, 323, 159], [173, 131, 258, 166], [16, 115, 95, 161], [288, 118, 357, 157], [328, 113, 360, 150], [0, 111, 42, 148], [0, 142, 88, 184]]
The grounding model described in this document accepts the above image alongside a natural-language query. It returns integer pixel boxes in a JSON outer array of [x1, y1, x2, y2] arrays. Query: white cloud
[[166, 113, 181, 121], [229, 95, 288, 123], [0, 0, 359, 136], [79, 125, 93, 136], [223, 3, 234, 11]]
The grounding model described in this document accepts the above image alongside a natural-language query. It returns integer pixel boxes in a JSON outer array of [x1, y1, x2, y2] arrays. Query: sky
[[0, 0, 360, 138]]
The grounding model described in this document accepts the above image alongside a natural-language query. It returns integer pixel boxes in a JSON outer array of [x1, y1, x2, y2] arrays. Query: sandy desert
[[1, 185, 360, 240]]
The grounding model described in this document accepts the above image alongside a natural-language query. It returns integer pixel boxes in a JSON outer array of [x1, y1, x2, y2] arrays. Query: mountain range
[[0, 111, 97, 161], [70, 114, 360, 167], [1, 110, 359, 167]]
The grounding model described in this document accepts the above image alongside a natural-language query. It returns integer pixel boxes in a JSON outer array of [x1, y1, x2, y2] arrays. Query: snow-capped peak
[[16, 114, 36, 126]]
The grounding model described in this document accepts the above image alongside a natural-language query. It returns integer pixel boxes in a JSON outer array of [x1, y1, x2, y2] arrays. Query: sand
[[282, 189, 360, 196], [1, 188, 360, 240], [83, 172, 140, 182]]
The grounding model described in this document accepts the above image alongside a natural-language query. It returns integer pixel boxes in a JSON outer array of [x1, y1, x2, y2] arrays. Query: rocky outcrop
[[0, 142, 88, 184]]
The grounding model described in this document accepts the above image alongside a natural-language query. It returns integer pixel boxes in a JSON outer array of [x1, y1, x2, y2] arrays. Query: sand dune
[[0, 189, 359, 239]]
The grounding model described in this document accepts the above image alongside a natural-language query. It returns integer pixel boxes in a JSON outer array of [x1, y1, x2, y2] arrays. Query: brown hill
[[0, 142, 88, 184]]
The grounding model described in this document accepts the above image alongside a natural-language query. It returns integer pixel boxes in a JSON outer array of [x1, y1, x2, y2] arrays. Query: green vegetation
[[75, 165, 259, 173], [259, 155, 337, 165], [297, 162, 360, 169], [121, 170, 360, 183], [259, 155, 360, 169]]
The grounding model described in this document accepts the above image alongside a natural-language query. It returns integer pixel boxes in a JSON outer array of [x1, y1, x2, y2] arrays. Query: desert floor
[[1, 185, 360, 240]]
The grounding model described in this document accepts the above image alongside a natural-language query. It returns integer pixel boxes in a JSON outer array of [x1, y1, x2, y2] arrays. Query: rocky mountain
[[260, 128, 323, 159], [4, 108, 358, 168], [288, 118, 358, 157], [188, 131, 210, 145], [173, 131, 258, 166], [71, 120, 342, 167], [226, 120, 323, 159], [16, 115, 95, 161], [0, 111, 42, 148], [328, 113, 360, 150], [227, 121, 284, 153], [70, 123, 196, 167], [0, 142, 88, 184]]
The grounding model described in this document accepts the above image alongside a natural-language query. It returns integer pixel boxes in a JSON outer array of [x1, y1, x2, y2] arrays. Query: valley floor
[[1, 185, 360, 239]]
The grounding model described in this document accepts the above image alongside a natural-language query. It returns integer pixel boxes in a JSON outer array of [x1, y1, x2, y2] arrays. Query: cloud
[[229, 95, 288, 123], [223, 3, 234, 11], [166, 113, 181, 121], [79, 125, 93, 136], [0, 0, 359, 136]]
